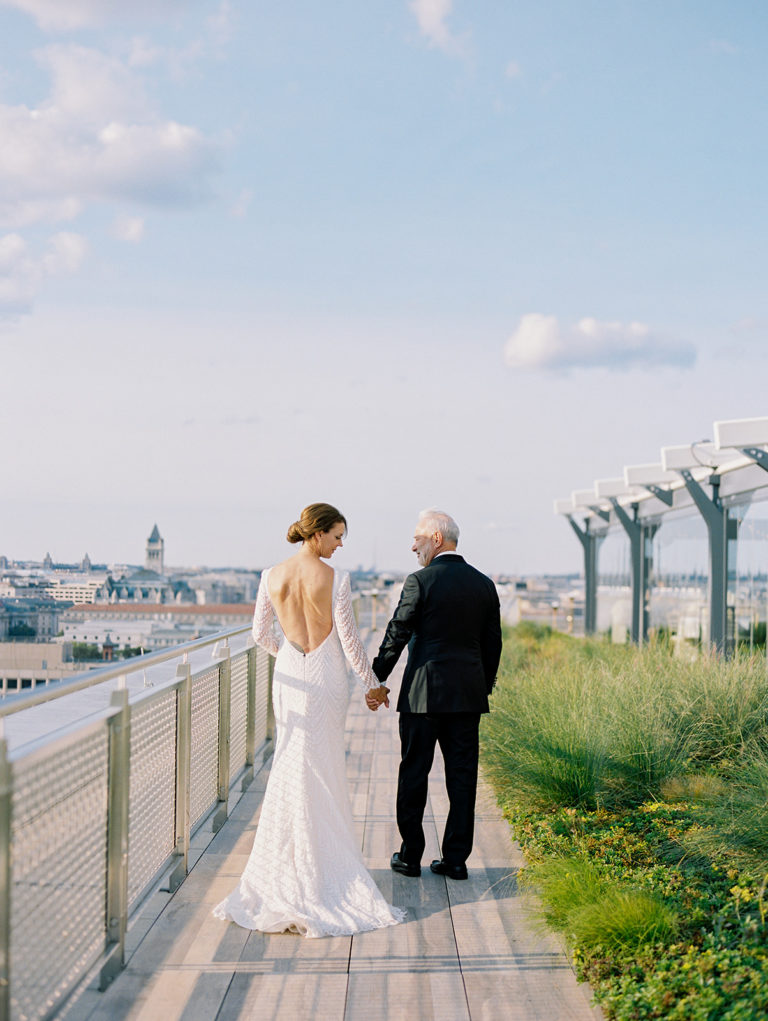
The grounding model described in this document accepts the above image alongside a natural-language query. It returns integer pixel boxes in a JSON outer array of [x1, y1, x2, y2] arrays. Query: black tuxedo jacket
[[371, 554, 502, 714]]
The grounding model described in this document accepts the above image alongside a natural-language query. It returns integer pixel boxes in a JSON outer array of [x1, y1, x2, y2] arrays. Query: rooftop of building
[[68, 602, 254, 616]]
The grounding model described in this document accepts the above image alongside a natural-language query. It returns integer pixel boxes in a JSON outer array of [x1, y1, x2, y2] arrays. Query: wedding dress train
[[213, 567, 405, 937]]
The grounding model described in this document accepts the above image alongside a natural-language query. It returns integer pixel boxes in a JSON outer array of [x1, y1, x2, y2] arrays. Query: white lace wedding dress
[[213, 567, 405, 937]]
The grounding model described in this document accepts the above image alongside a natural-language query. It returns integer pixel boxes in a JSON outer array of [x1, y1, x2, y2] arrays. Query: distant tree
[[9, 622, 36, 638], [72, 642, 101, 661], [120, 646, 143, 659]]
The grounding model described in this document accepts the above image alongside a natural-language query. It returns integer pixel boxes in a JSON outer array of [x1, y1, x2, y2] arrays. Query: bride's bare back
[[267, 556, 335, 654]]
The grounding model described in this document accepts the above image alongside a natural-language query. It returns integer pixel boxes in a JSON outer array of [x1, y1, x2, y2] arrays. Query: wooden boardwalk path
[[65, 640, 602, 1021]]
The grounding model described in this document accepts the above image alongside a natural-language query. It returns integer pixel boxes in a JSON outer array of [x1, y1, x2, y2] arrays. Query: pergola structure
[[555, 416, 768, 655]]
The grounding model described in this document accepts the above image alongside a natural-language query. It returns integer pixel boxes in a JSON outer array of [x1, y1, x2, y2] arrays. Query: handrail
[[0, 588, 380, 1020], [0, 625, 274, 1021], [0, 623, 252, 718]]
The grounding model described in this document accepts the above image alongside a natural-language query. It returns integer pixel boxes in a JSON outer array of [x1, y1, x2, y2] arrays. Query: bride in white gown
[[213, 503, 405, 938]]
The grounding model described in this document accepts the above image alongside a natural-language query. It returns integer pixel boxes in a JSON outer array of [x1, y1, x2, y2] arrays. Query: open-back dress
[[212, 566, 405, 937]]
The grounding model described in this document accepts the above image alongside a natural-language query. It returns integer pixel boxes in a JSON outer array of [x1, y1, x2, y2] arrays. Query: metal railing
[[0, 626, 275, 1021]]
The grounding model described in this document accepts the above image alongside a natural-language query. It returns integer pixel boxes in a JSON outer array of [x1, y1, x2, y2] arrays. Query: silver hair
[[417, 508, 460, 545]]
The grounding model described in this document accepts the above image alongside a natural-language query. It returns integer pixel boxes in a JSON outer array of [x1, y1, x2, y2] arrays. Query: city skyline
[[2, 2, 768, 577]]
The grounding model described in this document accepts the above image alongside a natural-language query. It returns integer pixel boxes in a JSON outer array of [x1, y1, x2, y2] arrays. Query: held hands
[[365, 685, 390, 711]]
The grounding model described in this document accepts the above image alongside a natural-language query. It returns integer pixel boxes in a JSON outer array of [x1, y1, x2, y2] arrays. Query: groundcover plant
[[481, 623, 768, 1021]]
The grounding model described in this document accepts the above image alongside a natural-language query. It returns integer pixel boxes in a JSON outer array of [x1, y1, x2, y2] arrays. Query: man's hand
[[365, 685, 390, 711]]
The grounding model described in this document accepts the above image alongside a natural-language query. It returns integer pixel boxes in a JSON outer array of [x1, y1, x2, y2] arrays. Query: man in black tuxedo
[[370, 510, 502, 880]]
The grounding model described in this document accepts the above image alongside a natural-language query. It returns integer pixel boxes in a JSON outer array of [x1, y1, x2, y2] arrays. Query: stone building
[[145, 525, 164, 574], [0, 598, 62, 641]]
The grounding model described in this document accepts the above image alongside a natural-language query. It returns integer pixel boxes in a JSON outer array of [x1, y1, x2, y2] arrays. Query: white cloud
[[127, 35, 206, 79], [409, 0, 465, 57], [709, 39, 739, 56], [42, 43, 150, 123], [206, 0, 233, 48], [230, 188, 252, 218], [0, 231, 86, 318], [505, 60, 522, 79], [0, 43, 218, 228], [0, 197, 82, 229], [504, 313, 696, 372], [0, 0, 191, 31], [126, 4, 231, 76], [111, 215, 145, 242], [730, 317, 768, 334]]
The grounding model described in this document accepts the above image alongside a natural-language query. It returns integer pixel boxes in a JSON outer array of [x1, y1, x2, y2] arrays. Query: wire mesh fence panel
[[228, 651, 248, 784], [127, 692, 178, 910], [253, 646, 271, 750], [189, 667, 220, 829], [10, 726, 109, 1021]]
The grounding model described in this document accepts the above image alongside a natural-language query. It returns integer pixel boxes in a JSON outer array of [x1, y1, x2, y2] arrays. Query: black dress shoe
[[390, 852, 421, 877], [430, 859, 468, 880]]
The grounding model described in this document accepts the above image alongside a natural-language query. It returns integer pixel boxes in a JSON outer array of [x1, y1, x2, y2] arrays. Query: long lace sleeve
[[252, 570, 280, 657], [334, 572, 378, 691]]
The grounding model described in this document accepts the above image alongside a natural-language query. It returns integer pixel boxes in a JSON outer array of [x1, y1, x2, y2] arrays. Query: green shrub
[[483, 640, 691, 810], [569, 889, 678, 953], [483, 664, 609, 809], [481, 625, 768, 1020], [676, 747, 768, 873], [672, 655, 768, 765], [518, 856, 607, 927], [520, 854, 678, 953]]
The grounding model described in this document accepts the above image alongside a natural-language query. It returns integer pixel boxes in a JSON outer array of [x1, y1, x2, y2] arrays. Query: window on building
[[21, 678, 32, 688], [6, 678, 17, 689]]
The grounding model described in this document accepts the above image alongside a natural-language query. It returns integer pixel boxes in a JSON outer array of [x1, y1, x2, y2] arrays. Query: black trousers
[[396, 711, 481, 867]]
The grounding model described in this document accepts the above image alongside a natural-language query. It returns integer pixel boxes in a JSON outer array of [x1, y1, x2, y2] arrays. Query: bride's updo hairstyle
[[287, 503, 347, 544]]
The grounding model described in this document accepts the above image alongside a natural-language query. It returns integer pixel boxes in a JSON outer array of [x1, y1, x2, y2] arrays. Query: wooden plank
[[217, 973, 348, 1021], [238, 929, 351, 973], [124, 897, 249, 972], [444, 807, 603, 1020], [84, 969, 235, 1021], [345, 972, 470, 1021]]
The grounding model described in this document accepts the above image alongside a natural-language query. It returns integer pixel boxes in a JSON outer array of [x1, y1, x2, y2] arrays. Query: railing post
[[100, 684, 131, 990], [169, 658, 191, 892], [0, 730, 12, 1021], [240, 646, 257, 792], [266, 654, 275, 745], [213, 641, 231, 833]]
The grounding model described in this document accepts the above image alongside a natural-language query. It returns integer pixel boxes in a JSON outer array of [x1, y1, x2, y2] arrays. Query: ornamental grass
[[481, 624, 768, 1020]]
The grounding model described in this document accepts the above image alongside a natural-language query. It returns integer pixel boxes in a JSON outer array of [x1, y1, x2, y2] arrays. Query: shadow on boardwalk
[[63, 641, 603, 1021]]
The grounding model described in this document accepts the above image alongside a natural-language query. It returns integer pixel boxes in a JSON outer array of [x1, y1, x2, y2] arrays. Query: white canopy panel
[[572, 489, 604, 510], [624, 463, 679, 486], [595, 478, 643, 499], [714, 417, 768, 449], [661, 442, 743, 471]]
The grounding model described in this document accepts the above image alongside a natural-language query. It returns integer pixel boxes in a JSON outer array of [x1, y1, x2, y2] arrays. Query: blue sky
[[1, 0, 767, 576]]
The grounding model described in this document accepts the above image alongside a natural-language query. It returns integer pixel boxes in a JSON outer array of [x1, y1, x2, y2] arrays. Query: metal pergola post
[[679, 470, 735, 655], [610, 499, 642, 643], [568, 516, 599, 635], [609, 500, 658, 644], [641, 522, 659, 642]]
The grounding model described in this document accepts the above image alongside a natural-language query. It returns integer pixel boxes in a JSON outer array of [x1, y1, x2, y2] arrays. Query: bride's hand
[[365, 685, 390, 711]]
